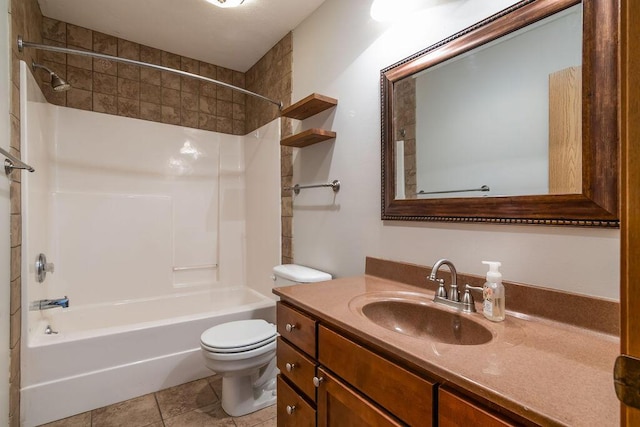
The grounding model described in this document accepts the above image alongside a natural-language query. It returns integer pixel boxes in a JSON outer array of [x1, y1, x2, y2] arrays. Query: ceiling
[[38, 0, 326, 72]]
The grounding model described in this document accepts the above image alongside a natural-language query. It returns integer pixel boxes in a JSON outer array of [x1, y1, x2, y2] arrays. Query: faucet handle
[[462, 285, 483, 313], [431, 276, 447, 298]]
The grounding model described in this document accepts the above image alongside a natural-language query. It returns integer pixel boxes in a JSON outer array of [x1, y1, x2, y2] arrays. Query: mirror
[[381, 0, 619, 226]]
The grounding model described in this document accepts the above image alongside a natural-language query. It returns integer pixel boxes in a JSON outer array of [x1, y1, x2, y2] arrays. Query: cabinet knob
[[285, 362, 296, 372], [285, 323, 297, 332], [286, 405, 296, 415], [313, 376, 324, 387]]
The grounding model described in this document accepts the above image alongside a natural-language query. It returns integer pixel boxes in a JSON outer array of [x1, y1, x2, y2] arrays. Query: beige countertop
[[273, 275, 620, 427]]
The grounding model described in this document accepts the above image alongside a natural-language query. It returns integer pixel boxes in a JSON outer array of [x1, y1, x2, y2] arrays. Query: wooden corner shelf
[[281, 128, 337, 148], [281, 93, 338, 120]]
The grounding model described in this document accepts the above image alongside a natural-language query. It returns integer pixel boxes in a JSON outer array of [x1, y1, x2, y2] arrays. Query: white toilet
[[200, 264, 331, 417]]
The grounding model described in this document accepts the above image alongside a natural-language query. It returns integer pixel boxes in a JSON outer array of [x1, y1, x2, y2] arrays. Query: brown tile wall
[[9, 1, 42, 425], [394, 78, 417, 198], [246, 33, 294, 264], [7, 4, 293, 421], [38, 17, 248, 135]]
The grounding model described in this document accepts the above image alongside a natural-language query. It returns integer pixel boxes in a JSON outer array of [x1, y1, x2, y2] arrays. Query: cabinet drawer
[[277, 302, 317, 357], [277, 375, 316, 427], [318, 325, 436, 427], [439, 387, 519, 427], [277, 337, 317, 401]]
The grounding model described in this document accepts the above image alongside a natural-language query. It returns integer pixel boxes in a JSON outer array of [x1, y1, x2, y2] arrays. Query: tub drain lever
[[44, 325, 58, 335]]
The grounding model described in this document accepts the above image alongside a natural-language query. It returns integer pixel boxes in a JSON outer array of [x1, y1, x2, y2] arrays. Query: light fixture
[[206, 0, 245, 8]]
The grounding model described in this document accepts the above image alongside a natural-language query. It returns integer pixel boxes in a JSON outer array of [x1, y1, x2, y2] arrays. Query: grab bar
[[284, 180, 341, 195], [418, 185, 490, 195], [0, 146, 35, 175], [173, 264, 218, 272]]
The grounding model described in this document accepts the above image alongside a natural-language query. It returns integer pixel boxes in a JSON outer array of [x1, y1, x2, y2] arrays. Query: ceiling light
[[206, 0, 245, 8]]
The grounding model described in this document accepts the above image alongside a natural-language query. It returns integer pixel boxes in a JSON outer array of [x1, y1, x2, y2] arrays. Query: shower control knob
[[285, 323, 297, 333], [285, 362, 296, 372], [286, 405, 296, 415], [35, 253, 55, 283]]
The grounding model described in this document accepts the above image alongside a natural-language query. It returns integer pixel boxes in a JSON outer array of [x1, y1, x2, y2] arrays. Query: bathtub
[[21, 286, 275, 427]]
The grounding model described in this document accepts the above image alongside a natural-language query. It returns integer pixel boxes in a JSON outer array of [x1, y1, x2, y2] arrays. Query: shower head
[[32, 62, 71, 92]]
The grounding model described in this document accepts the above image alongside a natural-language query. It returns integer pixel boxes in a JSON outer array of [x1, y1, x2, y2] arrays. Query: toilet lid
[[200, 319, 276, 350]]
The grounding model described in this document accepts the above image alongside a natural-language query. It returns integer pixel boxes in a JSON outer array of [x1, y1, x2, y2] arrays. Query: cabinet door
[[439, 387, 519, 427], [316, 368, 403, 427]]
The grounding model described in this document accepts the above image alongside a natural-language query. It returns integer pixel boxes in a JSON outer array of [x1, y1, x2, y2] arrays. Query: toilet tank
[[272, 264, 332, 287]]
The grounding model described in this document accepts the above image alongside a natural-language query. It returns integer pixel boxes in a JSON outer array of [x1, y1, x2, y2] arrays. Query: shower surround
[[19, 61, 282, 426]]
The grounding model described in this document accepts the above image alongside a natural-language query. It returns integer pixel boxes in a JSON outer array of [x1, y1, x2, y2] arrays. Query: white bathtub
[[21, 287, 275, 427]]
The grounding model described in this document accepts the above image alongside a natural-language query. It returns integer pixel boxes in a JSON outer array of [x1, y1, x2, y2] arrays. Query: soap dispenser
[[482, 261, 505, 322]]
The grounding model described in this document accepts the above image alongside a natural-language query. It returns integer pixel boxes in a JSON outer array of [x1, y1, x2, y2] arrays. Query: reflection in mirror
[[395, 5, 582, 200], [381, 0, 619, 226]]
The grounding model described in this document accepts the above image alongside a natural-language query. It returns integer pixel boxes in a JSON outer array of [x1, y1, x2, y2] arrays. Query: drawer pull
[[285, 362, 296, 372], [286, 405, 296, 415], [313, 376, 324, 387], [285, 323, 297, 332]]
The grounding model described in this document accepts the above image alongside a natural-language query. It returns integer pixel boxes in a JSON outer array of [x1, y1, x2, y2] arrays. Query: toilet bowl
[[200, 264, 332, 417], [200, 319, 278, 417]]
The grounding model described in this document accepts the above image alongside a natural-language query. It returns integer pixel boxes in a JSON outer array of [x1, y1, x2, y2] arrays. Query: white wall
[[291, 0, 620, 300], [1, 0, 11, 421]]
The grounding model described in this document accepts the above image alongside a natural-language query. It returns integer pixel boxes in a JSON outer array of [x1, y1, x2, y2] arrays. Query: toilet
[[200, 264, 332, 417]]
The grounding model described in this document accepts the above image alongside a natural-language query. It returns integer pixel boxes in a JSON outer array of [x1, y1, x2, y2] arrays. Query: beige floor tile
[[233, 405, 277, 427], [91, 394, 162, 427], [163, 402, 235, 427], [207, 375, 223, 400], [39, 411, 91, 427], [251, 417, 277, 427], [156, 378, 218, 419]]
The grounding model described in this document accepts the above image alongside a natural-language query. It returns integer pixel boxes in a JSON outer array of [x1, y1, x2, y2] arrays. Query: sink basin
[[361, 300, 493, 345]]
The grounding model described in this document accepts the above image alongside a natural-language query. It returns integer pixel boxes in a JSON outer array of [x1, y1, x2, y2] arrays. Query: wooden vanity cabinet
[[438, 387, 519, 427], [316, 367, 403, 427], [276, 301, 522, 427]]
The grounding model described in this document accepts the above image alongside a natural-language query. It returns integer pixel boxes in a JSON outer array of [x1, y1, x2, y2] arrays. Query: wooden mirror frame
[[381, 0, 619, 227]]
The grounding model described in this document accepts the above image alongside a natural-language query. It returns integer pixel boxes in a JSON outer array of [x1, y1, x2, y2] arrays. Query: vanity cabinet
[[276, 301, 521, 427], [438, 387, 518, 427]]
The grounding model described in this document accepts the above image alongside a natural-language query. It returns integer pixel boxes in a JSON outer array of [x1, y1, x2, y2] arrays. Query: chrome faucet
[[429, 258, 459, 301], [30, 296, 69, 311], [429, 259, 476, 313]]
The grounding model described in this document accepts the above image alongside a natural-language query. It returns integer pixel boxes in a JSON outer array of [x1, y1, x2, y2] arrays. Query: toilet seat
[[200, 319, 276, 354]]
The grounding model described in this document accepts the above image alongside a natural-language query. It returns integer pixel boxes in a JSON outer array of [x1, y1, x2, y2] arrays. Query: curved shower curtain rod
[[17, 35, 283, 109]]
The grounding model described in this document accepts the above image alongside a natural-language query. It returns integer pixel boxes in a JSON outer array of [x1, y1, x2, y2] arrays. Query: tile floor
[[40, 376, 277, 427]]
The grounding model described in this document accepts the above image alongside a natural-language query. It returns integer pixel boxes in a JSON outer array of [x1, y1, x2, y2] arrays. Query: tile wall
[[394, 78, 416, 198], [38, 17, 248, 135], [7, 1, 294, 424], [246, 33, 294, 264], [9, 1, 41, 424]]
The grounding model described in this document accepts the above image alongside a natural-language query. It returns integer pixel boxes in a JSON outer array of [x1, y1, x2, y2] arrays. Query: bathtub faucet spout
[[30, 296, 69, 311]]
